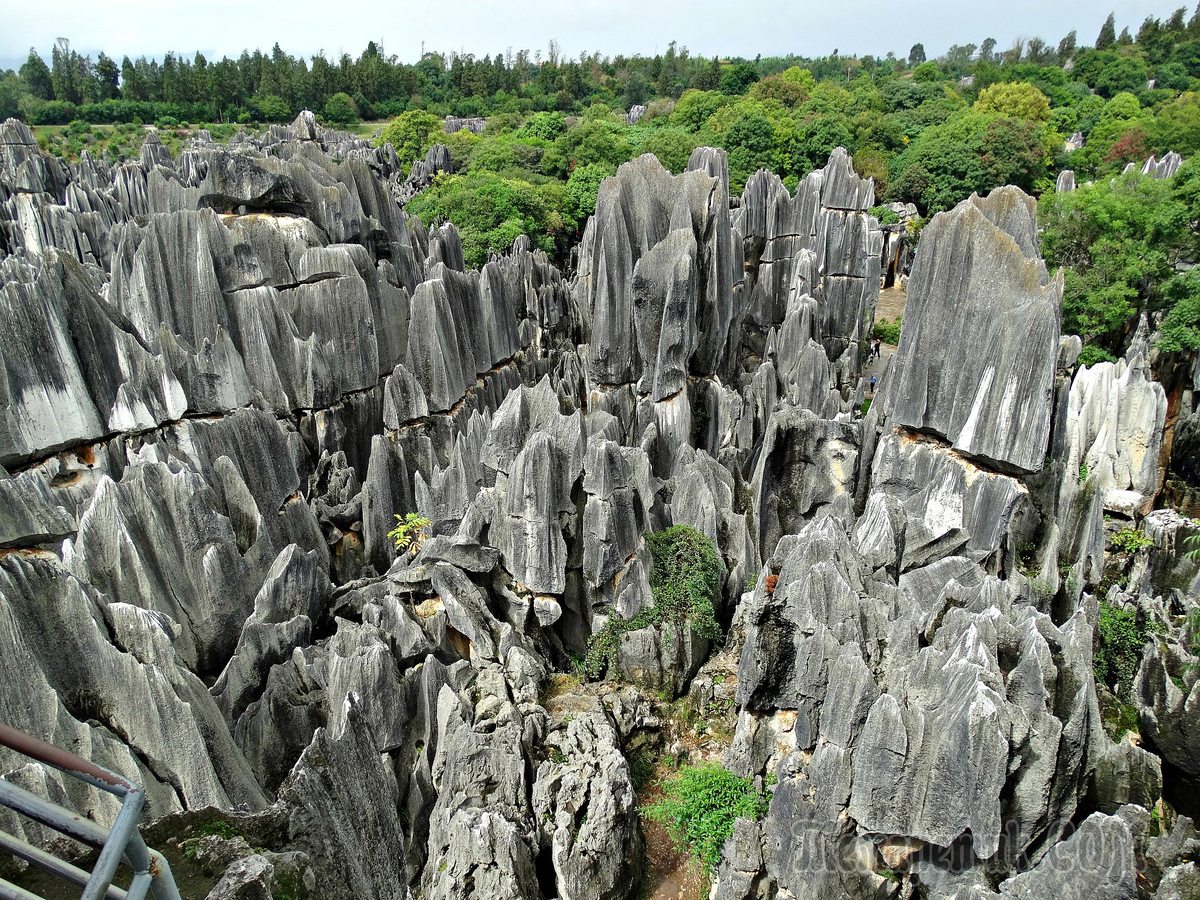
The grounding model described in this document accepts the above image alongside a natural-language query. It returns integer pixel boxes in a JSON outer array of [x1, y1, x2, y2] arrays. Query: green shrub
[[584, 525, 723, 679], [874, 316, 902, 344], [323, 92, 359, 125], [1094, 600, 1151, 695], [1110, 527, 1153, 555], [378, 109, 444, 171], [870, 205, 901, 225], [646, 763, 770, 872]]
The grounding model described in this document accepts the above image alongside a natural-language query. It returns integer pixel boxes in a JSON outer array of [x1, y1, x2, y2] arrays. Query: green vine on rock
[[583, 525, 723, 679], [1094, 600, 1151, 697]]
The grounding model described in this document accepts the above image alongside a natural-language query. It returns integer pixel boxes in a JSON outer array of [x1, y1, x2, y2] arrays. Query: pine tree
[[1188, 2, 1200, 38], [1097, 13, 1117, 50], [908, 43, 926, 67], [19, 50, 53, 101], [1057, 30, 1077, 64], [1117, 26, 1134, 45]]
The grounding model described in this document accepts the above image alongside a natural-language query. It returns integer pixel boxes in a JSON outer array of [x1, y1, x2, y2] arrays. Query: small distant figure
[[873, 338, 882, 359], [870, 375, 877, 394]]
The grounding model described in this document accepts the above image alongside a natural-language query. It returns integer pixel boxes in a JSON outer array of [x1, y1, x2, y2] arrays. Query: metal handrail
[[0, 722, 181, 900]]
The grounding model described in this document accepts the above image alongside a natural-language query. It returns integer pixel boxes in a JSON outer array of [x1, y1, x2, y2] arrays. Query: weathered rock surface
[[0, 118, 1194, 900], [875, 187, 1063, 474]]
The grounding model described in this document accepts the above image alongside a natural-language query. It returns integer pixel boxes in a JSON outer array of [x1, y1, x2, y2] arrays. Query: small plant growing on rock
[[1110, 527, 1153, 555], [1184, 534, 1200, 562], [388, 512, 431, 556], [646, 763, 770, 872], [1078, 460, 1089, 484]]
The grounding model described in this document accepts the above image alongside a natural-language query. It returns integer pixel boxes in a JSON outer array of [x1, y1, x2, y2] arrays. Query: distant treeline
[[4, 5, 1200, 126]]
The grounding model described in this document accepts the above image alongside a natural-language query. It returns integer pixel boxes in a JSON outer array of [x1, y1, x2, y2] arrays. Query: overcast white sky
[[0, 0, 1187, 71]]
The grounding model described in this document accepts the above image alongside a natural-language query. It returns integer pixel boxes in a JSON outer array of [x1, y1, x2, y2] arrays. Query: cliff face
[[0, 115, 1197, 900]]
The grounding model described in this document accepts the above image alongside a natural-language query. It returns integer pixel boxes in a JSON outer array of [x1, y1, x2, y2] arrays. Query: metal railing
[[0, 722, 181, 900]]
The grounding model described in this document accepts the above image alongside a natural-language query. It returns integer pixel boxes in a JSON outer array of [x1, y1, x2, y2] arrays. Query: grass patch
[[645, 763, 771, 873], [539, 672, 581, 704]]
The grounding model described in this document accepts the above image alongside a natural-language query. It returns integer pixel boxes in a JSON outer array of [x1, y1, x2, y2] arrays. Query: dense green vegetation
[[646, 763, 771, 872], [583, 525, 723, 679], [1094, 600, 1153, 695], [1040, 157, 1200, 362], [8, 9, 1200, 361]]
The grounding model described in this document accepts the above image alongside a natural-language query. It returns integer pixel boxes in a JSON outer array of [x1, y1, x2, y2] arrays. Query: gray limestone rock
[[279, 695, 406, 900], [749, 406, 858, 560], [204, 855, 275, 900], [877, 188, 1062, 473], [533, 693, 643, 900], [998, 813, 1135, 900]]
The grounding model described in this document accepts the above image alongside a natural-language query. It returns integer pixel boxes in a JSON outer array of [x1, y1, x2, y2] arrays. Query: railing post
[[0, 721, 183, 900], [81, 790, 144, 900]]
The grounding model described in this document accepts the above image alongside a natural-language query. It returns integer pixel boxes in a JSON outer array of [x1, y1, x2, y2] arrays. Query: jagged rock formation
[[873, 187, 1063, 474], [444, 116, 485, 135], [0, 111, 1197, 900]]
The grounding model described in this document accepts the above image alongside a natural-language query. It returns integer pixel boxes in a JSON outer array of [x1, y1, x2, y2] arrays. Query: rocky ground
[[0, 111, 1199, 900]]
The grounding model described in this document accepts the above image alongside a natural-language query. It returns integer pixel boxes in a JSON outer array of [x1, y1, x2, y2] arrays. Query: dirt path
[[865, 285, 907, 394], [638, 772, 708, 900]]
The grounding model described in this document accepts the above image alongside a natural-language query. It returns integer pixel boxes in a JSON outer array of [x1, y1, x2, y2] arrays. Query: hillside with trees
[[5, 7, 1200, 360]]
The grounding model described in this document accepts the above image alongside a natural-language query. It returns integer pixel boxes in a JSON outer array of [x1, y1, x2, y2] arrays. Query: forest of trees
[[5, 7, 1200, 360]]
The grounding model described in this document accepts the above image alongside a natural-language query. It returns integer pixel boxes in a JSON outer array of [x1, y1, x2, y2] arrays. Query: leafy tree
[[252, 93, 291, 121], [912, 61, 941, 83], [322, 91, 358, 124], [1097, 13, 1118, 50], [1058, 30, 1078, 65], [1159, 269, 1200, 352], [564, 161, 612, 230], [1040, 168, 1192, 355], [541, 120, 633, 178], [517, 111, 566, 141], [378, 108, 443, 170], [853, 147, 891, 195], [975, 81, 1051, 121], [1156, 60, 1193, 91], [749, 75, 807, 107], [95, 54, 120, 101], [719, 63, 760, 96], [909, 43, 927, 66], [722, 113, 775, 191], [788, 115, 854, 180], [638, 127, 699, 173], [405, 170, 564, 267], [1095, 56, 1149, 98], [670, 89, 728, 131], [889, 110, 1047, 213]]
